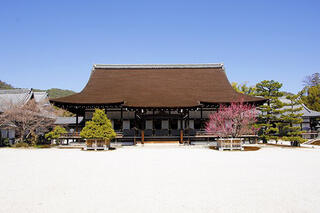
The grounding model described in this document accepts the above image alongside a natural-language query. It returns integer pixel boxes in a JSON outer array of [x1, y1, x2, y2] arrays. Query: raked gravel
[[0, 144, 319, 213]]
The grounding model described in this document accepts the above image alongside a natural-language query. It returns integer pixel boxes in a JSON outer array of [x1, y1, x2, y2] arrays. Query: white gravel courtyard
[[0, 145, 320, 213]]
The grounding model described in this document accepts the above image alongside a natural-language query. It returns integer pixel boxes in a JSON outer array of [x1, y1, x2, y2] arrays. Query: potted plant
[[206, 101, 259, 151], [80, 109, 116, 150]]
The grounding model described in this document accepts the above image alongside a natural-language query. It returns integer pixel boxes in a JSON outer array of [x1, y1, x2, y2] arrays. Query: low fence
[[84, 139, 110, 151], [216, 138, 244, 151]]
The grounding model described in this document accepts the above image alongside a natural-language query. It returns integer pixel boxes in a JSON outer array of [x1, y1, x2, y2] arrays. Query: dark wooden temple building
[[50, 64, 265, 143]]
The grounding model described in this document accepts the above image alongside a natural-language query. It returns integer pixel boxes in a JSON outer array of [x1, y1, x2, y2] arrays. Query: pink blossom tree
[[205, 101, 259, 138]]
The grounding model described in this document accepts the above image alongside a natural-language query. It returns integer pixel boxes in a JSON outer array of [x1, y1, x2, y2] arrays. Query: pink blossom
[[205, 100, 260, 138]]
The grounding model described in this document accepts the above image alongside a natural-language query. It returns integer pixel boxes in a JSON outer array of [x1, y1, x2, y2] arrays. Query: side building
[[0, 89, 50, 143], [280, 97, 320, 139]]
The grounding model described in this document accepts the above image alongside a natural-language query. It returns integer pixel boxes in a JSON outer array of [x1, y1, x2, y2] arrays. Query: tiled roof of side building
[[0, 89, 50, 113], [54, 117, 84, 125], [279, 97, 320, 118], [0, 89, 33, 112]]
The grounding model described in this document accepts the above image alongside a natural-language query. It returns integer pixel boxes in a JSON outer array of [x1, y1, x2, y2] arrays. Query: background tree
[[53, 106, 75, 117], [300, 85, 320, 112], [303, 73, 320, 87], [255, 80, 284, 142], [279, 95, 305, 146], [232, 82, 256, 95], [0, 99, 54, 143], [0, 80, 14, 89], [80, 109, 116, 141], [205, 101, 259, 138], [45, 126, 67, 144]]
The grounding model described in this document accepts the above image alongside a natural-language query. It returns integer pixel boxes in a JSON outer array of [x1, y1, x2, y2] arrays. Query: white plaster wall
[[123, 120, 130, 129], [85, 111, 93, 120], [189, 111, 201, 119], [9, 130, 15, 139], [202, 111, 215, 119], [122, 111, 135, 119], [302, 123, 310, 129], [178, 120, 185, 129], [189, 120, 194, 129], [146, 120, 153, 129], [162, 120, 169, 129], [106, 111, 121, 119], [1, 129, 15, 139]]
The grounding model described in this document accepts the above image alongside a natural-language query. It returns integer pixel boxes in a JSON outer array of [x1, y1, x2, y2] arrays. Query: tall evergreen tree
[[279, 95, 305, 146], [301, 85, 320, 112], [255, 80, 284, 142], [231, 82, 256, 95]]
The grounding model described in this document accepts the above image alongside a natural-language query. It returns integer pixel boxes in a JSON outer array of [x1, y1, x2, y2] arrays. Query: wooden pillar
[[187, 109, 190, 144], [180, 129, 183, 144], [120, 107, 123, 131], [200, 106, 203, 131], [187, 109, 190, 128], [152, 108, 155, 135], [180, 109, 183, 130], [168, 109, 171, 135], [141, 130, 144, 144], [134, 110, 137, 128], [76, 113, 79, 133]]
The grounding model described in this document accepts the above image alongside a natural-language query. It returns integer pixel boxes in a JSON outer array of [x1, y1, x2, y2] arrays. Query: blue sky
[[0, 0, 319, 93]]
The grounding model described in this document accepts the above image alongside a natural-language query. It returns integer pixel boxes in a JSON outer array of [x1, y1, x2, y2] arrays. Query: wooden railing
[[60, 132, 81, 138]]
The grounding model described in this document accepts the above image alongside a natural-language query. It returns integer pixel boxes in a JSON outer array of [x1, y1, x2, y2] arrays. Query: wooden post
[[152, 108, 155, 136], [120, 107, 123, 131], [200, 106, 203, 130], [180, 109, 183, 130], [141, 130, 144, 144], [168, 109, 171, 135], [180, 129, 183, 144], [187, 109, 190, 128], [76, 113, 79, 133]]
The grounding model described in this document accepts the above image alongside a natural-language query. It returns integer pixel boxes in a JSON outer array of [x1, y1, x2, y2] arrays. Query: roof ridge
[[0, 88, 31, 94], [93, 63, 224, 69]]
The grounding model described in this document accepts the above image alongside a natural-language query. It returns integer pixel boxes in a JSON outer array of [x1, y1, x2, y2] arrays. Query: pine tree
[[279, 95, 305, 146], [231, 82, 256, 95], [255, 80, 284, 142], [45, 126, 67, 144], [301, 85, 320, 112], [80, 109, 116, 141]]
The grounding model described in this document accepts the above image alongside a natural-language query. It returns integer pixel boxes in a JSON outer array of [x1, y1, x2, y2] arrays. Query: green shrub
[[45, 126, 67, 144], [0, 138, 11, 147], [80, 109, 116, 141]]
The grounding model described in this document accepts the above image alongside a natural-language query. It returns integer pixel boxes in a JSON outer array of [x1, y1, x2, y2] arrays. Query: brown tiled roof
[[51, 64, 266, 108]]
